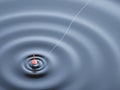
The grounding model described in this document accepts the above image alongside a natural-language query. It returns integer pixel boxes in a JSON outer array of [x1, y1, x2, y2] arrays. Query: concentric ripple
[[0, 0, 120, 90]]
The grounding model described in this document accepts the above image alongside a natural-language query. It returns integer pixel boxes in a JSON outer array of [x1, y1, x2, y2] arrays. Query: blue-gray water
[[0, 0, 120, 90]]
